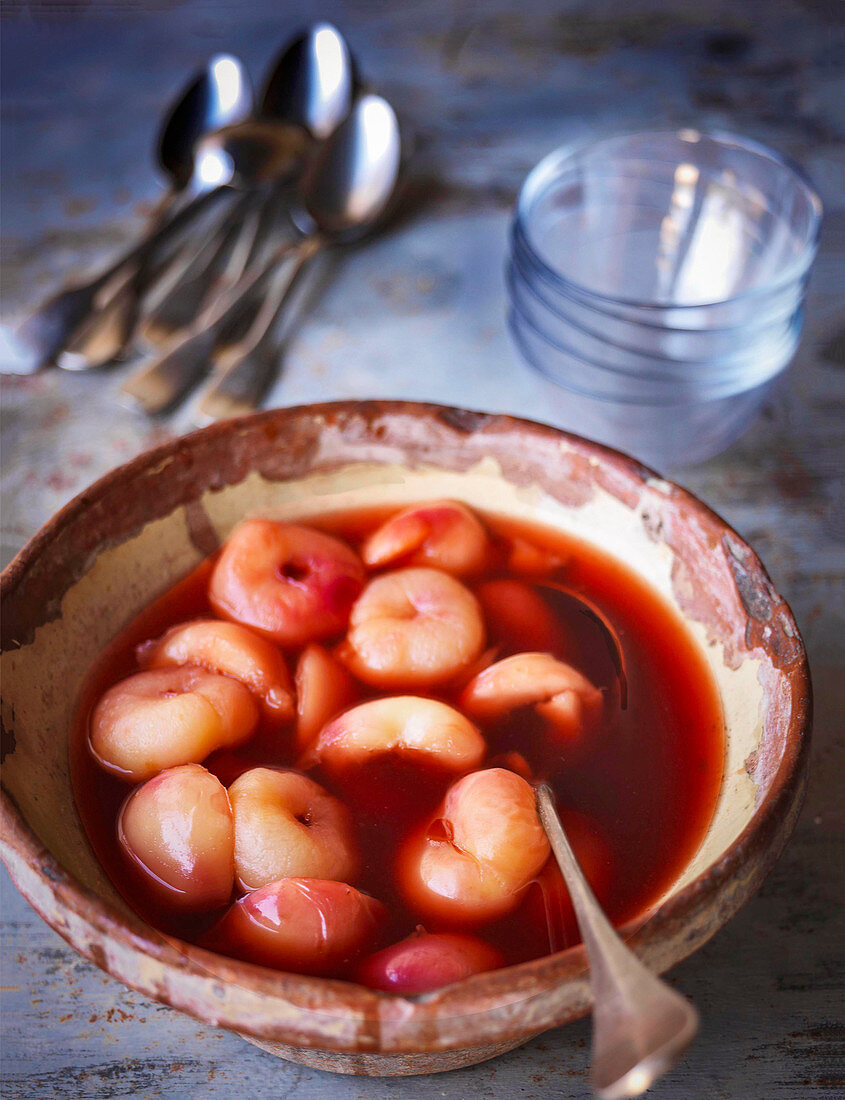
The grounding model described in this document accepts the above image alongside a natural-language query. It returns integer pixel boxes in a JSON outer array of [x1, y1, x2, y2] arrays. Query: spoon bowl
[[158, 54, 253, 189], [261, 22, 355, 139], [535, 583, 627, 708], [296, 93, 402, 239]]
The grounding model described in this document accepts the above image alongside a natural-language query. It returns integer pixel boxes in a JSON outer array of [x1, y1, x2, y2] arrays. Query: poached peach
[[211, 878, 386, 974], [362, 500, 490, 576], [228, 768, 359, 892], [307, 696, 486, 777], [476, 580, 568, 657], [294, 643, 358, 754], [505, 535, 567, 576], [460, 652, 602, 742], [89, 667, 259, 782], [357, 930, 503, 994], [139, 619, 294, 724], [398, 768, 550, 924], [118, 764, 234, 910], [209, 520, 365, 648], [342, 567, 485, 689]]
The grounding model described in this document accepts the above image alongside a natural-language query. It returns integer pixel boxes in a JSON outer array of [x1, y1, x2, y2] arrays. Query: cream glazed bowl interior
[[0, 401, 810, 1077]]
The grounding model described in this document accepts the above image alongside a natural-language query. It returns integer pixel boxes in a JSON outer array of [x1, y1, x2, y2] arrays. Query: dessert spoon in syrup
[[535, 784, 699, 1098], [533, 582, 627, 709]]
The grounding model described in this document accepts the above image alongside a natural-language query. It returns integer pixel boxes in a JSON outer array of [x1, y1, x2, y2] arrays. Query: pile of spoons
[[5, 24, 402, 422]]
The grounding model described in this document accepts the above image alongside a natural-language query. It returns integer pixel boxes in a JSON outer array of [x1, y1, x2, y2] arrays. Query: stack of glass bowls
[[508, 130, 822, 468]]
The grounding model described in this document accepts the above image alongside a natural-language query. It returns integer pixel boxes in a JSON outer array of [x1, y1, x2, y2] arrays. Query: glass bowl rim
[[514, 127, 823, 312]]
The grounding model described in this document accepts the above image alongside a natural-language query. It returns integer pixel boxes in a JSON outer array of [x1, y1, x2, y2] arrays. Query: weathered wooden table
[[2, 2, 843, 1096]]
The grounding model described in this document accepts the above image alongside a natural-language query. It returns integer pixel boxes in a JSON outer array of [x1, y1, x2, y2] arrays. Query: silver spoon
[[134, 22, 356, 351], [535, 785, 699, 1098], [121, 93, 401, 416], [157, 55, 253, 196], [8, 55, 252, 374], [195, 93, 401, 421]]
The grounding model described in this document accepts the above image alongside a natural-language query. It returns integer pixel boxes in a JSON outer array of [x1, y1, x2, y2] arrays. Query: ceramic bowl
[[0, 401, 811, 1076]]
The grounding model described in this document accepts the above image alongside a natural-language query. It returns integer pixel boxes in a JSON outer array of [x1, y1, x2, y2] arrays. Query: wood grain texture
[[1, 0, 843, 1095]]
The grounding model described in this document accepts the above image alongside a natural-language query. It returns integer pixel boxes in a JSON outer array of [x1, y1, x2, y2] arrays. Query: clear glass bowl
[[507, 260, 803, 392], [516, 129, 822, 311], [508, 129, 822, 468]]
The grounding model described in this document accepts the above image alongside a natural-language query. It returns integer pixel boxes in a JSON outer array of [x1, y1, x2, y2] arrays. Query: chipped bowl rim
[[0, 400, 812, 1053]]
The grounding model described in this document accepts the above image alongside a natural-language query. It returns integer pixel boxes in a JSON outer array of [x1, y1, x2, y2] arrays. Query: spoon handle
[[195, 235, 323, 422], [55, 279, 139, 372], [535, 784, 698, 1099], [141, 182, 294, 348], [138, 191, 258, 346], [120, 233, 303, 414], [13, 186, 228, 373], [52, 192, 244, 372]]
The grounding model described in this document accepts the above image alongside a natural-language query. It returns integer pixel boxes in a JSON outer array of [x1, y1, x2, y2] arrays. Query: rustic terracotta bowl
[[0, 401, 810, 1076]]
